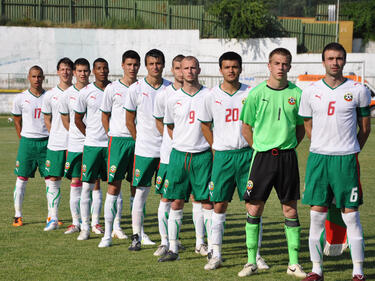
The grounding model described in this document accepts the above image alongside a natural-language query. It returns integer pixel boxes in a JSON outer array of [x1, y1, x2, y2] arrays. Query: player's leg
[[129, 155, 159, 250], [191, 196, 206, 255], [64, 152, 83, 234]]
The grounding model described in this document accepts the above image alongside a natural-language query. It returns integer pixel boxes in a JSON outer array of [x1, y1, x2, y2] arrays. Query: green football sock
[[284, 218, 301, 265], [246, 215, 260, 265]]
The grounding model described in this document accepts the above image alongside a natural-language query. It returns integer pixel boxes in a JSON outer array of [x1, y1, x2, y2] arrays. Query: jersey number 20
[[225, 108, 239, 122]]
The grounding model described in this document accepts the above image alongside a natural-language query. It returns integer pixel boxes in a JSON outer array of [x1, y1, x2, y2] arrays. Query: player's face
[[122, 58, 140, 80], [74, 65, 90, 84], [93, 62, 109, 83], [323, 49, 346, 77], [182, 59, 200, 83], [220, 60, 242, 83], [28, 69, 44, 90], [171, 61, 183, 84], [145, 56, 164, 78], [268, 54, 291, 81], [57, 63, 73, 84]]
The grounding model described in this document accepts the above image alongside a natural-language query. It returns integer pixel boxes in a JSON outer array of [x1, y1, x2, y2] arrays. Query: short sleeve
[[357, 85, 371, 117], [100, 83, 113, 113], [41, 91, 52, 114], [298, 88, 312, 118], [153, 90, 166, 119], [198, 92, 213, 123], [163, 98, 174, 125], [59, 92, 69, 114], [74, 88, 87, 114], [240, 89, 257, 127], [11, 94, 22, 116], [124, 83, 137, 112]]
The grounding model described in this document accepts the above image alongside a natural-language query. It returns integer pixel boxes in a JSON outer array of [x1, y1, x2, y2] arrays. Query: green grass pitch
[[0, 116, 374, 281]]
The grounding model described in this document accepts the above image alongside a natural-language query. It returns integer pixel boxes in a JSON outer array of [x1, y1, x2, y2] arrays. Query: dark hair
[[73, 58, 90, 71], [322, 42, 347, 61], [122, 50, 141, 63], [219, 52, 242, 68], [57, 57, 73, 70], [29, 65, 44, 75], [172, 54, 185, 66], [268, 48, 292, 64], [93, 58, 108, 68], [145, 49, 165, 65]]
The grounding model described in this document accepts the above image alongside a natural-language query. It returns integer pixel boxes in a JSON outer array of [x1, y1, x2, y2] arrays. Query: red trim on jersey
[[107, 136, 113, 182]]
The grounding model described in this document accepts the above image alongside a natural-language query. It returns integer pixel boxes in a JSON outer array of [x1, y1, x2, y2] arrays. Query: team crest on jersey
[[65, 162, 70, 170], [110, 165, 117, 173], [15, 160, 20, 168], [344, 92, 353, 102], [242, 98, 246, 104], [82, 164, 87, 173], [164, 179, 169, 189], [45, 160, 51, 167], [288, 97, 296, 105], [156, 176, 162, 185], [247, 180, 253, 190], [135, 169, 141, 178], [208, 181, 214, 191]]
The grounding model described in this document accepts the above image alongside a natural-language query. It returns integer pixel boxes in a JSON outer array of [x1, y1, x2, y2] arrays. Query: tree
[[209, 0, 286, 38]]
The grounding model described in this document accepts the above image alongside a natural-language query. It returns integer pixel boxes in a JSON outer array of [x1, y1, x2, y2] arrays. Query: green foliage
[[208, 0, 286, 39], [341, 1, 375, 42]]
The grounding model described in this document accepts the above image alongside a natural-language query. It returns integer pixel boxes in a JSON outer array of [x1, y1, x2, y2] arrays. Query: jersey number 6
[[328, 101, 336, 116]]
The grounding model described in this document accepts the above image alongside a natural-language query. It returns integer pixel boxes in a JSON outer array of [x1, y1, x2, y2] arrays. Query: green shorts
[[209, 147, 252, 202], [155, 163, 168, 195], [163, 149, 212, 201], [15, 137, 48, 178], [302, 152, 363, 209], [45, 149, 67, 177], [132, 155, 160, 187], [81, 146, 108, 182], [107, 137, 135, 183], [64, 152, 83, 179]]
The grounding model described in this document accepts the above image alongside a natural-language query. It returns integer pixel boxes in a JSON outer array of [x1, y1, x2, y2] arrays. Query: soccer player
[[299, 43, 371, 281], [153, 54, 185, 256], [198, 51, 269, 270], [125, 49, 171, 251], [98, 50, 141, 247], [12, 66, 49, 227], [158, 56, 213, 262], [238, 48, 306, 278], [60, 58, 91, 234], [74, 58, 110, 240], [42, 57, 73, 231]]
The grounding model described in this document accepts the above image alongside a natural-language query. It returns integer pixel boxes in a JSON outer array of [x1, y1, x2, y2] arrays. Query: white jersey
[[12, 89, 49, 138], [100, 80, 132, 138], [164, 86, 210, 153], [42, 86, 69, 150], [124, 78, 171, 157], [59, 85, 86, 153], [198, 84, 250, 151], [153, 84, 178, 164], [74, 83, 108, 147], [299, 79, 371, 155]]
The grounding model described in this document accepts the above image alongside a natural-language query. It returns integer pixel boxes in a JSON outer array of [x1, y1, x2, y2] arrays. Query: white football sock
[[70, 184, 81, 226], [113, 191, 123, 230], [45, 178, 51, 218], [80, 182, 94, 231], [91, 189, 102, 227], [130, 196, 134, 213], [132, 186, 150, 237], [47, 180, 61, 221], [256, 217, 263, 258], [168, 209, 183, 254], [103, 193, 118, 240], [211, 212, 226, 259], [14, 177, 27, 217], [342, 211, 364, 276], [192, 202, 205, 248], [309, 210, 327, 276], [158, 201, 171, 246], [203, 208, 213, 252]]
